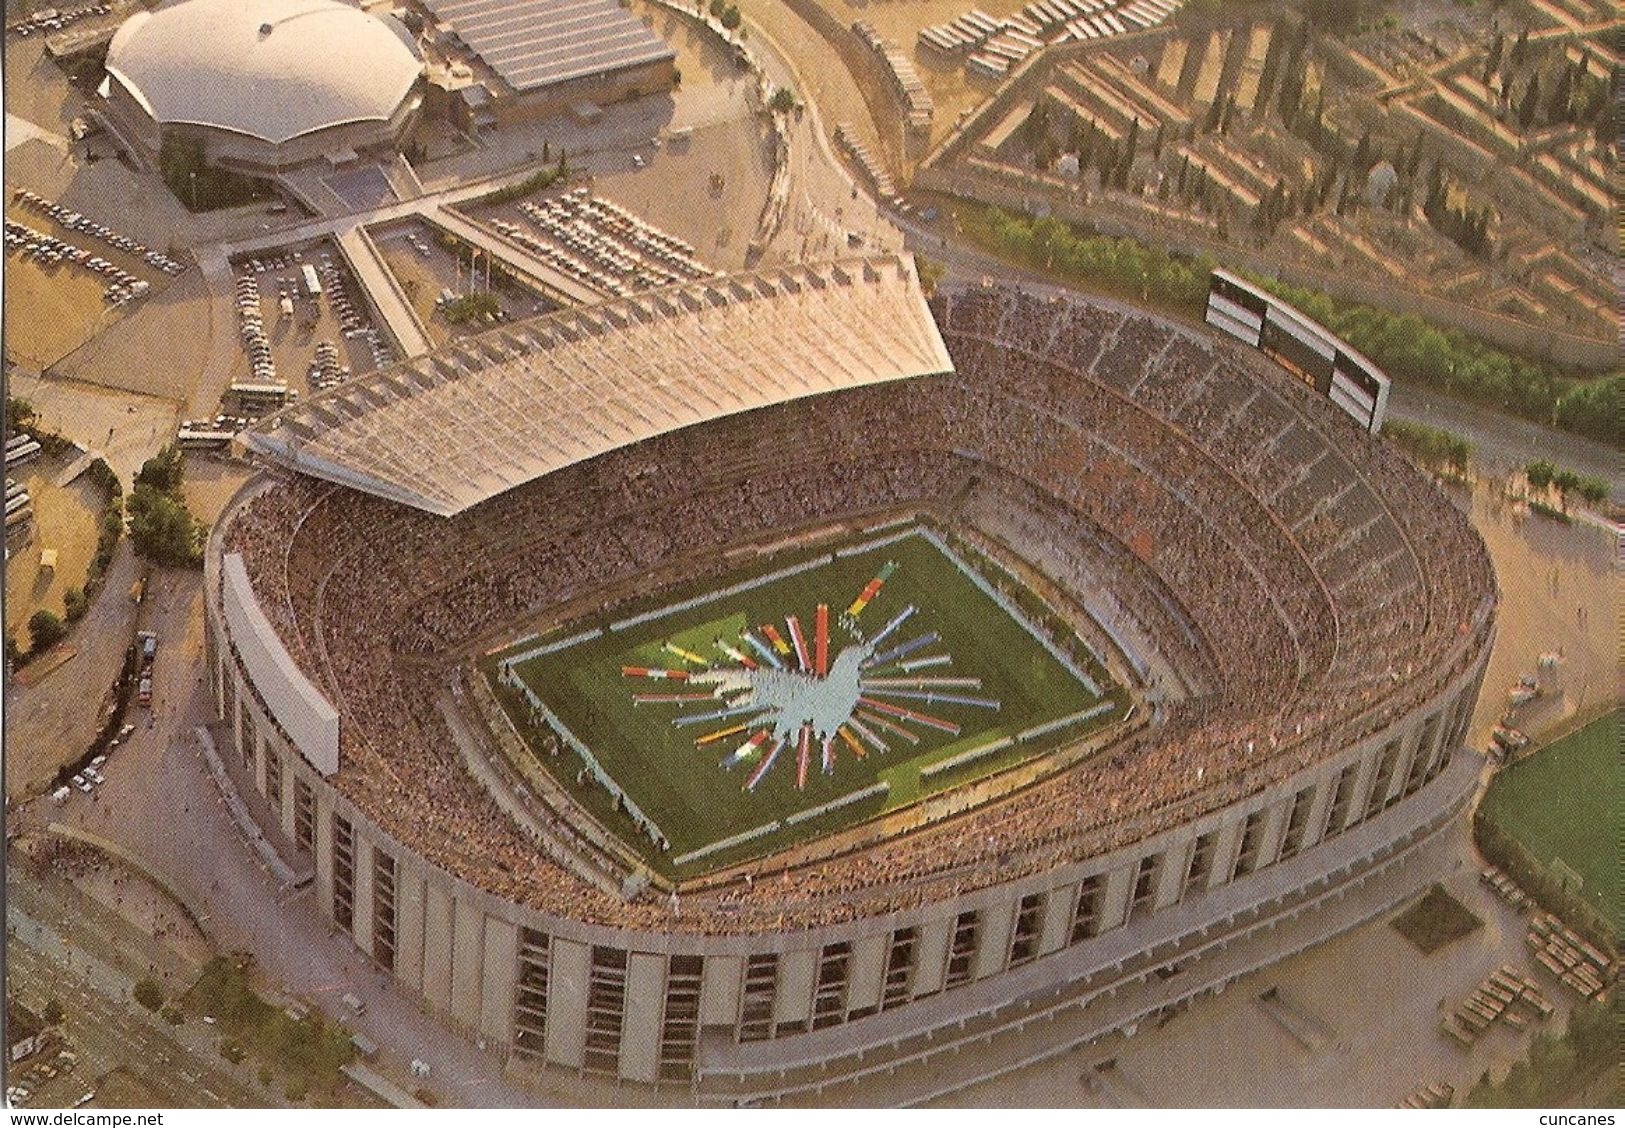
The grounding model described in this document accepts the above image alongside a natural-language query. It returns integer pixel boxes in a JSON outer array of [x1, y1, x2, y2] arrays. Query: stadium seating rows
[[222, 286, 1494, 932]]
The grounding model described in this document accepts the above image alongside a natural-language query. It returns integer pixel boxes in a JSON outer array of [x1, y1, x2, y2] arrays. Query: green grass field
[[1480, 711, 1619, 916], [489, 527, 1123, 875]]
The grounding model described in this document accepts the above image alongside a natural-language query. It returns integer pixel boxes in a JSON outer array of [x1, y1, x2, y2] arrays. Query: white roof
[[245, 256, 954, 516], [106, 0, 423, 145]]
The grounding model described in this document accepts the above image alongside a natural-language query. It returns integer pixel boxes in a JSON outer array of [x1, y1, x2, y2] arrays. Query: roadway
[[6, 890, 273, 1109], [332, 223, 435, 359], [9, 565, 544, 1109]]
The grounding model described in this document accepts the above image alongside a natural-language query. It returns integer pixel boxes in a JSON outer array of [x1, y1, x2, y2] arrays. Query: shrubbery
[[1381, 419, 1471, 472], [133, 979, 165, 1011], [963, 205, 1620, 446], [471, 158, 567, 207], [1461, 997, 1617, 1107]]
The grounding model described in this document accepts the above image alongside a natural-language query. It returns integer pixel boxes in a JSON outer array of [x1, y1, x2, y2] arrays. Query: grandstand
[[208, 256, 1496, 1094]]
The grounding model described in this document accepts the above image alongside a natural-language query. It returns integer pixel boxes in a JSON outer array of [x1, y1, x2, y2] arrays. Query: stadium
[[103, 0, 425, 173], [204, 255, 1497, 1099]]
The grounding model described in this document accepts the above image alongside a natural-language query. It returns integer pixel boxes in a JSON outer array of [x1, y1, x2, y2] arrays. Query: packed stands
[[220, 281, 1494, 936]]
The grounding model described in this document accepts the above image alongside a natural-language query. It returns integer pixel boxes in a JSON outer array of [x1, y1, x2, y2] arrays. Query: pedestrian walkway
[[333, 223, 434, 358], [428, 206, 607, 307]]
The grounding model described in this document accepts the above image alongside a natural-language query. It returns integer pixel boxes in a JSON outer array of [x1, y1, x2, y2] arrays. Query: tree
[[132, 979, 163, 1011], [135, 442, 186, 497], [1482, 32, 1504, 84], [1518, 75, 1540, 130], [1575, 476, 1608, 506], [708, 0, 724, 16], [1524, 459, 1556, 490], [127, 485, 206, 566], [4, 396, 37, 438], [41, 999, 63, 1026], [27, 609, 65, 653], [1551, 468, 1581, 507], [768, 86, 795, 114], [63, 587, 88, 622], [719, 4, 741, 30]]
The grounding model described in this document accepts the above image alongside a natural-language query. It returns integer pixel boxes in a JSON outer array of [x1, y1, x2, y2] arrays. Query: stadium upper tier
[[105, 0, 423, 145], [245, 256, 952, 516], [218, 280, 1497, 935]]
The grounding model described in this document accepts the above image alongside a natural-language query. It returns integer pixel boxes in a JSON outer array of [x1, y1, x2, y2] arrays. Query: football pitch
[[487, 525, 1125, 876], [1479, 710, 1618, 917]]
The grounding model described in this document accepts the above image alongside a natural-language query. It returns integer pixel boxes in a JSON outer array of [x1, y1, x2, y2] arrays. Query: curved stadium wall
[[202, 282, 1495, 1099]]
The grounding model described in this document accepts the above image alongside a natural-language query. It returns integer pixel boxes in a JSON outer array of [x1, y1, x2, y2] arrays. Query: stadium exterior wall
[[201, 493, 1492, 1097]]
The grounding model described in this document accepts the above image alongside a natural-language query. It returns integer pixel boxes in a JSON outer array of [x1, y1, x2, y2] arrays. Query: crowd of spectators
[[218, 283, 1495, 935]]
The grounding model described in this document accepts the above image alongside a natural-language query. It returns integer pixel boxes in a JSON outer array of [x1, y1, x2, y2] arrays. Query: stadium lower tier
[[203, 283, 1496, 1090]]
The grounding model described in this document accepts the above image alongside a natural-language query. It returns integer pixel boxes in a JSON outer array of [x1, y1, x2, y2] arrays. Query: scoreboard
[[1206, 269, 1390, 433]]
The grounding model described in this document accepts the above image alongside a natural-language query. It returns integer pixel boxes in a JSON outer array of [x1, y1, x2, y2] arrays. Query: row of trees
[[157, 134, 274, 213], [963, 207, 1620, 447], [129, 443, 208, 566], [969, 207, 1215, 313], [706, 0, 742, 30], [1251, 276, 1620, 440], [1422, 165, 1494, 259]]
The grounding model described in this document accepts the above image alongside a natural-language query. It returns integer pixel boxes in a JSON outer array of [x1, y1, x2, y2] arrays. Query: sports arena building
[[103, 0, 425, 172], [205, 256, 1496, 1101]]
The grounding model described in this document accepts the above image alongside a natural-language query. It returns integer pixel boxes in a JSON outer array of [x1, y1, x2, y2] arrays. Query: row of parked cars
[[53, 723, 129, 803], [6, 1049, 82, 1108], [314, 257, 393, 368], [5, 220, 151, 305], [7, 3, 111, 36], [234, 273, 278, 384], [520, 189, 713, 287], [308, 340, 349, 392], [12, 188, 184, 275]]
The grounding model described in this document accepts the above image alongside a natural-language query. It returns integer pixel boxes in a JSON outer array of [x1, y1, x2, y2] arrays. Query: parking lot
[[228, 239, 394, 408], [372, 221, 548, 347], [3, 192, 179, 368], [473, 185, 715, 299]]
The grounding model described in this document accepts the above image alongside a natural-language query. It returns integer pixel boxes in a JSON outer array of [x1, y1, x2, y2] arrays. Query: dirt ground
[[5, 371, 179, 485], [1465, 481, 1619, 747], [2, 246, 117, 368], [45, 266, 215, 402], [179, 457, 252, 526], [3, 454, 103, 630]]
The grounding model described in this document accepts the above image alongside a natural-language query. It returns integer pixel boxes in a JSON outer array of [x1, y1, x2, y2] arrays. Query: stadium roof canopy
[[245, 256, 955, 517], [420, 0, 675, 94], [105, 0, 423, 145]]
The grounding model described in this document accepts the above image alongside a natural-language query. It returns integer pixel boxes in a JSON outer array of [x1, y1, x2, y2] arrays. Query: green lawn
[[1479, 711, 1619, 916], [490, 527, 1122, 875]]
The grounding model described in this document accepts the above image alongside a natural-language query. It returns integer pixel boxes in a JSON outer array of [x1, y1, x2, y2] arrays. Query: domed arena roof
[[106, 0, 423, 145]]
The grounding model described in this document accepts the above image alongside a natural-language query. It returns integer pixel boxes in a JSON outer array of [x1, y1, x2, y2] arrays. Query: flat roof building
[[416, 0, 677, 125]]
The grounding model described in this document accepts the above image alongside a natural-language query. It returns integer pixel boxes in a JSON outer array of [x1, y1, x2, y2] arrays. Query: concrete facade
[[203, 559, 1490, 1096]]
